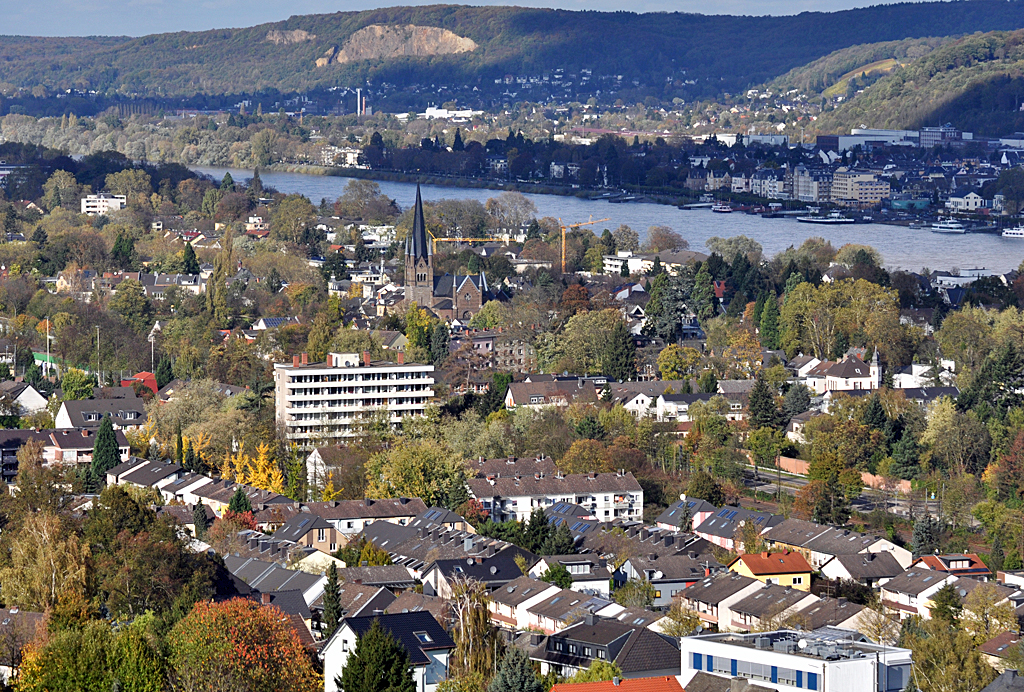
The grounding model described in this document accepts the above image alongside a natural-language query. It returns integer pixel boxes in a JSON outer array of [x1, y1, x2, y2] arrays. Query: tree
[[487, 647, 541, 692], [540, 563, 573, 589], [182, 242, 201, 275], [612, 225, 639, 252], [912, 514, 942, 558], [661, 598, 704, 638], [192, 503, 209, 540], [228, 487, 252, 514], [692, 262, 718, 325], [748, 427, 783, 481], [782, 384, 811, 421], [687, 470, 725, 506], [748, 376, 781, 430], [614, 579, 655, 608], [697, 369, 718, 394], [0, 512, 88, 612], [61, 368, 94, 401], [91, 415, 120, 488], [169, 598, 320, 692], [645, 226, 687, 252], [963, 583, 1017, 644], [156, 357, 174, 389], [364, 440, 468, 510], [569, 661, 623, 683], [759, 296, 781, 350], [109, 278, 154, 333], [41, 170, 81, 211], [221, 171, 235, 191], [902, 618, 996, 692], [323, 563, 342, 639], [540, 523, 576, 555], [603, 319, 637, 382], [657, 344, 701, 381], [448, 576, 501, 684], [111, 230, 137, 270], [929, 583, 963, 625]]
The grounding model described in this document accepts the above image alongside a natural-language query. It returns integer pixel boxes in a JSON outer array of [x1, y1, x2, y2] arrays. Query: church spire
[[409, 184, 430, 260]]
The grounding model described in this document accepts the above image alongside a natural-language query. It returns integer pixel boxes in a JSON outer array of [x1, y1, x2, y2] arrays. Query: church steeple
[[409, 184, 430, 261]]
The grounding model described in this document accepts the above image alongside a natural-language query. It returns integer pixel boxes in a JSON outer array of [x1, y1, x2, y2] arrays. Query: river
[[192, 166, 1024, 273]]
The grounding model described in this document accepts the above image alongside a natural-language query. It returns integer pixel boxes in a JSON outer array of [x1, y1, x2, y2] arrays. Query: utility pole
[[96, 326, 100, 382]]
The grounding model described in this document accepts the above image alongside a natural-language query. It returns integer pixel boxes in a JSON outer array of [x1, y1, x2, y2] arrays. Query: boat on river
[[796, 211, 855, 225]]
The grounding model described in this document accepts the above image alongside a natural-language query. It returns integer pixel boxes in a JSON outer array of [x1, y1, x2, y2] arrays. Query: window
[[655, 590, 662, 599], [347, 521, 354, 529], [692, 653, 703, 670], [713, 657, 732, 675], [317, 529, 326, 542], [597, 649, 606, 659], [778, 668, 797, 686], [414, 632, 433, 643], [568, 644, 577, 655], [791, 576, 803, 585], [584, 647, 592, 657], [342, 639, 348, 652], [330, 543, 337, 552]]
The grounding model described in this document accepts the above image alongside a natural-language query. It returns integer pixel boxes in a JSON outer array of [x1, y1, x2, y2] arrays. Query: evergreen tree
[[540, 563, 573, 589], [650, 256, 663, 276], [862, 395, 888, 431], [429, 323, 450, 367], [687, 471, 725, 506], [452, 128, 465, 152], [337, 619, 415, 692], [175, 423, 184, 464], [929, 582, 962, 625], [620, 262, 629, 278], [111, 231, 136, 270], [250, 169, 264, 198], [228, 487, 252, 514], [752, 292, 767, 329], [221, 172, 235, 191], [697, 370, 718, 394], [782, 384, 811, 421], [192, 503, 208, 540], [323, 563, 342, 639], [991, 534, 1006, 574], [488, 647, 542, 692], [759, 297, 781, 350], [889, 435, 920, 480], [155, 357, 174, 389], [603, 320, 636, 382], [692, 262, 718, 326], [183, 440, 197, 473], [748, 377, 780, 430], [90, 415, 120, 488], [523, 508, 552, 553], [181, 243, 201, 275], [912, 514, 942, 557], [540, 522, 576, 555], [285, 445, 307, 501]]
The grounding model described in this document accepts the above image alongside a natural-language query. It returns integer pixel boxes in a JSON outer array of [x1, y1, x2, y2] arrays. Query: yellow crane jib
[[559, 217, 609, 274]]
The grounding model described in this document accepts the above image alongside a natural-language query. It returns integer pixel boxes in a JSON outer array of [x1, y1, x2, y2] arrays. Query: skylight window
[[414, 631, 433, 643]]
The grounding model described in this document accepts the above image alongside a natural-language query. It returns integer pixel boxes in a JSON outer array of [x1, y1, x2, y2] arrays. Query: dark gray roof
[[340, 612, 454, 666], [120, 461, 181, 487], [681, 572, 758, 604], [531, 618, 680, 675], [223, 556, 322, 595], [107, 456, 150, 479], [59, 398, 147, 428], [407, 184, 431, 262], [764, 518, 888, 556], [469, 455, 558, 479], [468, 471, 642, 499], [261, 589, 312, 619], [825, 552, 904, 579], [305, 497, 427, 521], [695, 506, 780, 540], [981, 671, 1024, 692], [731, 584, 812, 619], [491, 576, 557, 608], [337, 565, 416, 588], [273, 513, 333, 543], [655, 497, 718, 529], [882, 569, 948, 596], [795, 597, 866, 629]]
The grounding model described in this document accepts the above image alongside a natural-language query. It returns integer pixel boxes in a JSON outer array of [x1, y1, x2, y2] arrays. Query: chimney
[[731, 678, 748, 692], [354, 578, 363, 584], [301, 352, 308, 365], [363, 351, 371, 366], [261, 592, 271, 605], [585, 613, 596, 626], [613, 678, 621, 687], [664, 536, 674, 547], [464, 537, 474, 552], [688, 550, 697, 559], [397, 352, 404, 365], [292, 354, 300, 367]]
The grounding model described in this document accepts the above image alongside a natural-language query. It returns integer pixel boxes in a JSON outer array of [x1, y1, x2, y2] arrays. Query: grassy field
[[822, 58, 900, 98]]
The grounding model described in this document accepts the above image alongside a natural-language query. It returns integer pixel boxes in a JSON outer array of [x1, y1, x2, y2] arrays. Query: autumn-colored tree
[[167, 599, 320, 692], [657, 344, 701, 381], [0, 512, 89, 612], [364, 439, 468, 510], [560, 284, 591, 316], [558, 439, 612, 474]]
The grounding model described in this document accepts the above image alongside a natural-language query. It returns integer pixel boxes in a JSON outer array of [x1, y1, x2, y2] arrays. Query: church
[[404, 184, 504, 321]]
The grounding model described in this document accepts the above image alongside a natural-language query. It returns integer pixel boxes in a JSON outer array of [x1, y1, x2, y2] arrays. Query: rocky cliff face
[[317, 24, 477, 67], [266, 29, 316, 45]]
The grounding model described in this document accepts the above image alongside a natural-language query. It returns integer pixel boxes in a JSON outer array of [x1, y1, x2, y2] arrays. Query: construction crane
[[560, 217, 609, 274], [427, 233, 499, 254]]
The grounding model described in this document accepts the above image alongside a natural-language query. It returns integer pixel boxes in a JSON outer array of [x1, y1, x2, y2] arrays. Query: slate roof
[[470, 455, 558, 479], [681, 572, 758, 604], [260, 589, 312, 619], [730, 584, 813, 619], [305, 497, 426, 521], [655, 497, 718, 529], [340, 612, 454, 666], [882, 569, 948, 596], [59, 398, 147, 428], [119, 461, 181, 487], [694, 507, 779, 540], [795, 597, 865, 629], [764, 518, 889, 556], [824, 552, 903, 580], [427, 546, 536, 588], [273, 513, 334, 543], [336, 565, 416, 588]]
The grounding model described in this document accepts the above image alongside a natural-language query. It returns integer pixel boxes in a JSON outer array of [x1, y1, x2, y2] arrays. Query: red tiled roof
[[550, 677, 684, 692], [914, 553, 991, 576], [733, 550, 812, 576]]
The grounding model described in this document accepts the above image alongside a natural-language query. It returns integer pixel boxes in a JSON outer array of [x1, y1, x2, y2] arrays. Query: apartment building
[[467, 470, 644, 523], [830, 168, 891, 208], [274, 351, 435, 447], [80, 193, 127, 215]]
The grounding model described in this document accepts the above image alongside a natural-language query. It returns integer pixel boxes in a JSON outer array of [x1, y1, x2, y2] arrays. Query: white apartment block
[[680, 630, 913, 692], [274, 351, 435, 448], [467, 470, 644, 522], [81, 193, 127, 216]]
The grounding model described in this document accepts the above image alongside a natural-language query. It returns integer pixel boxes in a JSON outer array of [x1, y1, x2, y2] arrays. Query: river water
[[193, 166, 1024, 273]]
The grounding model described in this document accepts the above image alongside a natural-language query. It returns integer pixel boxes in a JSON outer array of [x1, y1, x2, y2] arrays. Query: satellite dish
[[798, 639, 808, 649]]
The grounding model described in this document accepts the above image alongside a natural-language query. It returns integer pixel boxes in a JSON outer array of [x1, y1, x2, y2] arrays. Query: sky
[[1, 0, 906, 37]]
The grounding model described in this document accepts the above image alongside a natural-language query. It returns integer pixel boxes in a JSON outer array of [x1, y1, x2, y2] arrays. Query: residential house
[[0, 381, 46, 415], [323, 612, 455, 692], [762, 518, 913, 569], [505, 380, 600, 409], [945, 189, 987, 212], [980, 632, 1023, 673], [913, 553, 992, 581], [794, 597, 869, 631], [694, 507, 781, 552], [655, 495, 718, 533], [619, 553, 724, 609], [385, 591, 449, 626], [530, 614, 682, 679], [467, 471, 644, 523], [879, 569, 958, 619], [729, 551, 813, 591], [550, 677, 683, 692], [303, 497, 427, 537], [728, 584, 820, 632], [109, 459, 183, 491], [819, 552, 905, 589], [530, 555, 613, 597], [223, 556, 328, 607], [676, 572, 765, 629], [158, 473, 214, 504], [155, 503, 216, 538], [0, 607, 44, 683], [361, 521, 517, 578], [526, 589, 611, 634], [823, 353, 881, 393], [273, 513, 346, 554], [421, 546, 536, 599], [657, 393, 746, 423], [336, 565, 417, 593], [489, 575, 562, 630], [679, 629, 914, 692], [54, 398, 147, 431]]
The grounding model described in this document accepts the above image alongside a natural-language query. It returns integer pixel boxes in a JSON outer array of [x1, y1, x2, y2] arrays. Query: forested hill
[[5, 2, 1024, 101], [815, 29, 1024, 136]]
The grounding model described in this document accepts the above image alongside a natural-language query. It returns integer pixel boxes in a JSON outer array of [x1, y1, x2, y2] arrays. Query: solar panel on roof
[[718, 509, 729, 517], [727, 510, 738, 519], [578, 525, 590, 533], [570, 522, 583, 531]]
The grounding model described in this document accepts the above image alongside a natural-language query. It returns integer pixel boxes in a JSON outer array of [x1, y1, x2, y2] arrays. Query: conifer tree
[[192, 503, 208, 540], [155, 357, 174, 389], [221, 172, 235, 191], [183, 440, 196, 473], [452, 127, 465, 152], [748, 376, 780, 430], [337, 619, 415, 692], [181, 243, 200, 275], [175, 423, 184, 464], [692, 262, 718, 325], [759, 296, 781, 350], [488, 647, 542, 692], [90, 415, 120, 489], [603, 319, 636, 382], [228, 487, 252, 514], [323, 563, 342, 639]]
